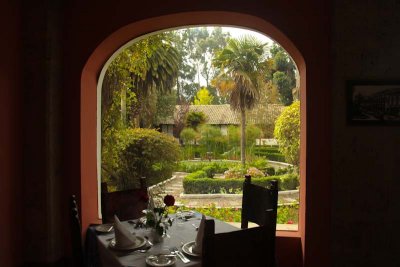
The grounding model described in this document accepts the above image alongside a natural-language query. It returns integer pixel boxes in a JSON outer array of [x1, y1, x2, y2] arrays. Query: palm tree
[[213, 36, 267, 166], [103, 33, 180, 127]]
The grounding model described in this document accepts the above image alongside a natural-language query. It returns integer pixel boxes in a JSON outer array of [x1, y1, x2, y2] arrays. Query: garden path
[[161, 172, 243, 208], [158, 172, 298, 208]]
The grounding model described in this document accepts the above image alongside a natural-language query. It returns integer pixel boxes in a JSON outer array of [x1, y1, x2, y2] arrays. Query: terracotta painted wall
[[332, 1, 400, 266], [0, 1, 22, 266]]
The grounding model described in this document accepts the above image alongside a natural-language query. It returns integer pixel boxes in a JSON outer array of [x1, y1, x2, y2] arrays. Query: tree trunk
[[121, 86, 127, 126], [240, 109, 246, 167]]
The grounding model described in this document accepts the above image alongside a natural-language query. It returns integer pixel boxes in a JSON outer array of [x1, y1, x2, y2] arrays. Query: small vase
[[149, 228, 163, 244]]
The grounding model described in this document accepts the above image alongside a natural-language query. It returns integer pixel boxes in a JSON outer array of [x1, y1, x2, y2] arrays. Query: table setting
[[90, 194, 238, 267]]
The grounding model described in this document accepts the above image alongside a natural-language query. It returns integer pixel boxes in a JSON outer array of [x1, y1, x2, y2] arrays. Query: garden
[[100, 26, 301, 227]]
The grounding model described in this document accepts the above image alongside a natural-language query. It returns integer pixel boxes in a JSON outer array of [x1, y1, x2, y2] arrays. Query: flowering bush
[[223, 165, 246, 179], [246, 167, 264, 178], [145, 194, 175, 235]]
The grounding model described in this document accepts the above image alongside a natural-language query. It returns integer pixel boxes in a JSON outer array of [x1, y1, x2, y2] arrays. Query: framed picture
[[347, 80, 400, 125]]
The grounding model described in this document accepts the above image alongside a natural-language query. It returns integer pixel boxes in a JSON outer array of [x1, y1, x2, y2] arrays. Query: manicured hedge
[[253, 146, 286, 162], [176, 161, 238, 173], [254, 146, 280, 153], [183, 173, 299, 194]]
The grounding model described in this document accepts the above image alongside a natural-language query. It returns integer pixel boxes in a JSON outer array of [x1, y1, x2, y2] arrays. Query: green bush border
[[183, 173, 299, 194]]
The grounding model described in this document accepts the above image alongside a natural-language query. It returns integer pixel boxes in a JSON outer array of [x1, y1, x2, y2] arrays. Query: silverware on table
[[170, 246, 190, 263], [191, 223, 199, 231]]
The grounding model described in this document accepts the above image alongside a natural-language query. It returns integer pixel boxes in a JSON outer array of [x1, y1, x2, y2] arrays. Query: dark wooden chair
[[240, 175, 279, 266], [202, 212, 276, 267], [101, 177, 149, 223], [241, 175, 279, 228], [70, 195, 84, 267]]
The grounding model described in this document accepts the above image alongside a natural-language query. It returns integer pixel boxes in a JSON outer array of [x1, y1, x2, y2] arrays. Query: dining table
[[87, 212, 239, 267]]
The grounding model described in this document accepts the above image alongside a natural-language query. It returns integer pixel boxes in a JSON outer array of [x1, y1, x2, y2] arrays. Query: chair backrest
[[101, 177, 149, 223], [70, 195, 84, 267], [202, 216, 276, 267], [241, 175, 278, 228]]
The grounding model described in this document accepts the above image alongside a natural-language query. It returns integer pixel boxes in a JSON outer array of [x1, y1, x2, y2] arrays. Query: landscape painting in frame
[[347, 81, 400, 125]]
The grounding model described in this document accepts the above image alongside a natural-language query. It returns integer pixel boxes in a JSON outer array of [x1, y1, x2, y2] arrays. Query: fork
[[170, 246, 190, 263]]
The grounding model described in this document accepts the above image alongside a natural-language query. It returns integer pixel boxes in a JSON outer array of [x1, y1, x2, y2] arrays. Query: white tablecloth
[[95, 214, 239, 267]]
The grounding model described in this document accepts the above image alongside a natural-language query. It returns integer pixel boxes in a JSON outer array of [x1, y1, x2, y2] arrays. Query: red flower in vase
[[163, 194, 175, 206]]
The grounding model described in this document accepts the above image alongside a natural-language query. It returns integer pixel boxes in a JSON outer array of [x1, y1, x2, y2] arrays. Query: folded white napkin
[[113, 215, 137, 248], [192, 214, 206, 255]]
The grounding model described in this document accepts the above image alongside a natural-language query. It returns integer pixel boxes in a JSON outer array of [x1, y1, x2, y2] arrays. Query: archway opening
[[81, 11, 306, 265], [98, 26, 301, 231]]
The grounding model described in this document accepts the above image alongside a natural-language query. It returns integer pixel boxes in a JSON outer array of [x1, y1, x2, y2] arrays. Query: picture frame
[[346, 80, 400, 125]]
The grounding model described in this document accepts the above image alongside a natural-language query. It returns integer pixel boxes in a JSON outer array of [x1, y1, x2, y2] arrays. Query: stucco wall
[[332, 1, 400, 266]]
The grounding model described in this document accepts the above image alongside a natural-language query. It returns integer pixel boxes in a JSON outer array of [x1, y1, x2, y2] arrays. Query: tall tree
[[173, 27, 230, 103], [173, 29, 199, 102], [270, 44, 297, 105], [103, 32, 180, 128], [101, 32, 180, 182], [213, 36, 268, 166]]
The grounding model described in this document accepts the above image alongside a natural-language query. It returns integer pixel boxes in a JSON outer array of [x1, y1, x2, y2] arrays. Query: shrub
[[266, 153, 286, 162], [186, 170, 208, 179], [116, 128, 181, 190], [173, 204, 299, 224], [276, 203, 299, 224], [274, 101, 300, 166], [186, 111, 207, 129], [202, 165, 216, 178], [183, 174, 299, 194], [279, 173, 300, 190], [176, 161, 237, 173], [253, 146, 286, 162], [249, 158, 269, 171], [223, 165, 246, 179], [275, 166, 294, 175], [246, 167, 264, 178], [265, 167, 276, 176]]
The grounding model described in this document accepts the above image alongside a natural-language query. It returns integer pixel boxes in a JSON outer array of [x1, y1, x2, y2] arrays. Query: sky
[[220, 26, 274, 45]]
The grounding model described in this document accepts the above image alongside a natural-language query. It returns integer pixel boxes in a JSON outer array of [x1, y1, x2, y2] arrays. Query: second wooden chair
[[101, 177, 149, 223]]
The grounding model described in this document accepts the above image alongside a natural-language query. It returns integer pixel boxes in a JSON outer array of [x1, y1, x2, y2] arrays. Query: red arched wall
[[63, 2, 330, 267]]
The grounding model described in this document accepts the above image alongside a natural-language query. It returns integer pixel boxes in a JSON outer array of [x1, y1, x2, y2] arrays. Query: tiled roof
[[161, 104, 285, 125], [162, 104, 240, 125], [189, 104, 240, 125]]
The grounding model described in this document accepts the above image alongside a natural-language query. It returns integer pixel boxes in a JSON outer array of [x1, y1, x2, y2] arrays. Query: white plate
[[182, 241, 200, 257], [179, 211, 195, 219], [146, 254, 176, 266], [95, 224, 114, 233], [109, 236, 146, 251]]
